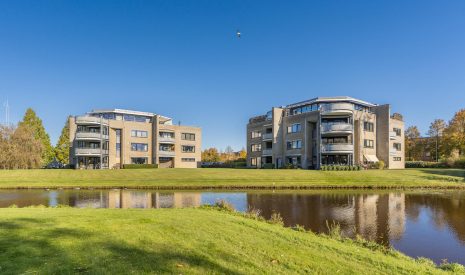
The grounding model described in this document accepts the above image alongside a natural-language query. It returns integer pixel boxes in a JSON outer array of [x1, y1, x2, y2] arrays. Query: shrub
[[453, 158, 465, 169], [123, 164, 158, 169], [325, 220, 342, 240], [268, 211, 284, 226], [405, 161, 447, 168], [439, 261, 465, 272], [262, 163, 274, 169], [214, 200, 235, 212], [376, 160, 385, 170], [415, 257, 436, 267]]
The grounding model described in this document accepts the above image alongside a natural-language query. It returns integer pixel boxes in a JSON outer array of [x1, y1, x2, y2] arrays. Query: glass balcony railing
[[320, 103, 354, 115], [321, 143, 353, 153], [321, 123, 353, 134]]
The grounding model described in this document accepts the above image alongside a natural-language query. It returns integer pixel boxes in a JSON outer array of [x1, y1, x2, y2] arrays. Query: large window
[[291, 104, 319, 115], [364, 139, 374, 148], [181, 133, 196, 141], [131, 130, 148, 138], [131, 157, 147, 164], [251, 144, 261, 152], [364, 122, 374, 132], [251, 131, 262, 138], [250, 157, 260, 167], [131, 143, 148, 152], [393, 143, 402, 151], [393, 128, 401, 136], [115, 129, 121, 157], [182, 158, 196, 162], [182, 145, 195, 153], [286, 140, 302, 150], [287, 123, 301, 133]]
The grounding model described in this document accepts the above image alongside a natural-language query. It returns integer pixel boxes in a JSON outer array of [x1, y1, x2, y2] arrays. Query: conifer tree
[[54, 118, 70, 164], [19, 108, 53, 165]]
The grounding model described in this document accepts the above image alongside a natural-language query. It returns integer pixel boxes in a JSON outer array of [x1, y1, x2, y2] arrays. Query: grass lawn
[[0, 207, 454, 274], [0, 168, 464, 189]]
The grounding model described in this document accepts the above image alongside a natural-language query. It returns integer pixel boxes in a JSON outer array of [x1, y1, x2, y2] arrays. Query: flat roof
[[286, 96, 377, 109], [88, 109, 172, 121]]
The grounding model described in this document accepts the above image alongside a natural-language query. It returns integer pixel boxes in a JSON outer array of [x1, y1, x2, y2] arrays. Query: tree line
[[201, 146, 247, 163], [0, 108, 70, 169], [405, 109, 465, 162]]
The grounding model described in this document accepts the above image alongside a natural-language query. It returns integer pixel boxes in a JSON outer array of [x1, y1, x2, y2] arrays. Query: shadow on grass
[[0, 216, 248, 274], [418, 169, 465, 178]]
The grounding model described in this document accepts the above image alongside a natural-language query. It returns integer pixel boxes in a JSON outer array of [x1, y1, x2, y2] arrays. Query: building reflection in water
[[246, 192, 406, 245], [57, 190, 202, 209]]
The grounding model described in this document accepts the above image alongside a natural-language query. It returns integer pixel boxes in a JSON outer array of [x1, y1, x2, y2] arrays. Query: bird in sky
[[236, 29, 241, 39]]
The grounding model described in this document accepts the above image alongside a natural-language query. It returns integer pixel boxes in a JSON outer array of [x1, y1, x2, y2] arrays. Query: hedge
[[123, 164, 159, 169]]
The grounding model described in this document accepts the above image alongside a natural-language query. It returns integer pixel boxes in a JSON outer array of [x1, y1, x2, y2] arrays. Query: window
[[251, 144, 261, 152], [131, 143, 148, 152], [182, 145, 195, 153], [131, 130, 148, 138], [251, 157, 258, 167], [364, 122, 374, 132], [287, 156, 301, 167], [364, 139, 374, 148], [159, 132, 175, 138], [181, 133, 196, 141], [251, 131, 262, 138], [287, 123, 301, 133], [182, 158, 196, 162], [266, 111, 272, 120], [393, 157, 402, 161], [393, 143, 402, 151], [115, 129, 121, 157], [286, 140, 302, 150], [131, 157, 147, 164], [393, 128, 401, 136]]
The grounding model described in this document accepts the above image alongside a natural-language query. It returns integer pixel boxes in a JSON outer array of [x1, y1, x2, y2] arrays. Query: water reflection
[[0, 189, 464, 264]]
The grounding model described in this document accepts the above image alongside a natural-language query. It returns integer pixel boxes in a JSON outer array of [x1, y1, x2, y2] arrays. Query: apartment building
[[69, 109, 201, 169], [246, 96, 404, 169]]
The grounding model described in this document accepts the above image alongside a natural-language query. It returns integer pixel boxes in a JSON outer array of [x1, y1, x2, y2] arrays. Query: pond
[[0, 189, 464, 265]]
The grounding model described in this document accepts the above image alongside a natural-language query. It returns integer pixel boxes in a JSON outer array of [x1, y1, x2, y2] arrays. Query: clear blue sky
[[1, 0, 464, 150]]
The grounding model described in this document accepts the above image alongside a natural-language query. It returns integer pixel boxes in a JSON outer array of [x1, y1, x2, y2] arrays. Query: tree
[[443, 109, 465, 156], [201, 148, 220, 162], [0, 124, 43, 169], [18, 108, 53, 165], [405, 126, 421, 161], [427, 119, 446, 162], [54, 118, 70, 164], [223, 146, 234, 161], [238, 147, 247, 160]]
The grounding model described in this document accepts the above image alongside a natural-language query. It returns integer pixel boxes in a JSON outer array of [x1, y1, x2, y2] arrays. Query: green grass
[[0, 168, 464, 189], [0, 207, 454, 274]]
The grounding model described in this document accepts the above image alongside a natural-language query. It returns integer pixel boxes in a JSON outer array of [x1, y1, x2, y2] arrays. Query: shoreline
[[1, 184, 465, 190]]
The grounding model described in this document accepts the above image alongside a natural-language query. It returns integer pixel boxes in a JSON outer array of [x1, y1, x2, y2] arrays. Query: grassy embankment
[[0, 207, 461, 274], [0, 168, 464, 189]]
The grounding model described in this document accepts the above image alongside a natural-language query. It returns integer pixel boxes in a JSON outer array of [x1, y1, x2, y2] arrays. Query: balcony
[[75, 116, 109, 125], [159, 150, 176, 157], [390, 149, 400, 156], [159, 136, 175, 143], [389, 131, 397, 140], [321, 143, 353, 153], [320, 103, 353, 116], [262, 133, 273, 140], [321, 123, 353, 135], [75, 148, 108, 156], [262, 149, 272, 156], [76, 131, 109, 140]]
